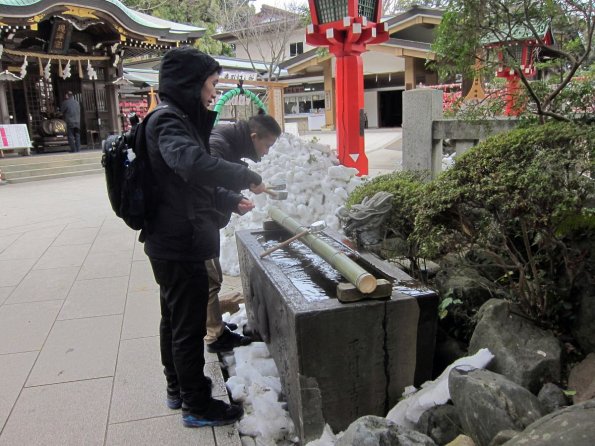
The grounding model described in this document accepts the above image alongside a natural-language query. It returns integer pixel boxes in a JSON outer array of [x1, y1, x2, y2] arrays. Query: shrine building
[[0, 0, 203, 150]]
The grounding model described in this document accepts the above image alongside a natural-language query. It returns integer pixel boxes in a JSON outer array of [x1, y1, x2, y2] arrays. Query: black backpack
[[101, 106, 166, 232]]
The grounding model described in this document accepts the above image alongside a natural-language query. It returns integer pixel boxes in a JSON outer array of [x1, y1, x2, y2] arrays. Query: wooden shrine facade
[[0, 0, 203, 148]]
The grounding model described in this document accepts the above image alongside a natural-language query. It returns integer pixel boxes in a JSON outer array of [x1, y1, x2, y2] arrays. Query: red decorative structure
[[306, 0, 388, 175], [486, 24, 554, 116]]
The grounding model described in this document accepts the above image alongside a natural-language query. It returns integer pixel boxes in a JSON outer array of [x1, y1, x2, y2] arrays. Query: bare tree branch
[[214, 1, 305, 81]]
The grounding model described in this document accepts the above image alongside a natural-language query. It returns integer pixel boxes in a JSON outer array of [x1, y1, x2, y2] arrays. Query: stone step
[[6, 168, 104, 184], [0, 150, 102, 167], [0, 150, 104, 183], [0, 156, 103, 173], [4, 162, 102, 179]]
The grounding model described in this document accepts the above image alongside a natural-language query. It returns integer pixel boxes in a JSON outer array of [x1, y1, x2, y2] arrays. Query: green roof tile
[[0, 0, 204, 36]]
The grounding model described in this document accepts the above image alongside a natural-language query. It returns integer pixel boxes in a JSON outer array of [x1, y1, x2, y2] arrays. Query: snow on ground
[[219, 133, 362, 276], [222, 307, 299, 446]]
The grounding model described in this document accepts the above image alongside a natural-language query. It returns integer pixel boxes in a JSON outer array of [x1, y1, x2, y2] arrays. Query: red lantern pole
[[335, 54, 365, 169], [307, 0, 388, 175]]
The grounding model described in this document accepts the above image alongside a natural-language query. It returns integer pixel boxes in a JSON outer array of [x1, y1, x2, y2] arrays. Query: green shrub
[[413, 121, 595, 326]]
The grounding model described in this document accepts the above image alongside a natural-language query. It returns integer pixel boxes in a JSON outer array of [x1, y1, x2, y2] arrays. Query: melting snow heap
[[219, 133, 362, 276]]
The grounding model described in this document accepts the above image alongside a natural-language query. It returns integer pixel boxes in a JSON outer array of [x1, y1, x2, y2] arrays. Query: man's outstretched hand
[[237, 198, 255, 215]]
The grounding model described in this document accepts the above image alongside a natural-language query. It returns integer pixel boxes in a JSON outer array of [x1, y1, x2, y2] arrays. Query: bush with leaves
[[412, 121, 595, 330]]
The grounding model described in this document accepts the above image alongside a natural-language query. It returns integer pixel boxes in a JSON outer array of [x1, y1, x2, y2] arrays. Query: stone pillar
[[322, 58, 335, 130], [402, 89, 443, 177]]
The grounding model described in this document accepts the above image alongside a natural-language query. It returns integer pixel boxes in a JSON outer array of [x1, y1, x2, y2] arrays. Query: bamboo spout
[[267, 207, 377, 294]]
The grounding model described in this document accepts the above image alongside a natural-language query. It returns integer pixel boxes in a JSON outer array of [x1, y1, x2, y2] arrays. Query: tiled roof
[[0, 0, 204, 41]]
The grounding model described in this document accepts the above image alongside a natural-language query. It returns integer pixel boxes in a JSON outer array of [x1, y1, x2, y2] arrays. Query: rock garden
[[309, 121, 595, 446]]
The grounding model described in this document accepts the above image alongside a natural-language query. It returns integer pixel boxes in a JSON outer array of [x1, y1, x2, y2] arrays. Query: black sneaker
[[166, 377, 213, 410], [224, 321, 238, 331], [182, 399, 244, 427], [207, 328, 252, 353]]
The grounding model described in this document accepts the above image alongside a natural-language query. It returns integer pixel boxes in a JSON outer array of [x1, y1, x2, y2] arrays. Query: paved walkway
[[0, 129, 403, 445], [0, 176, 242, 445], [302, 128, 403, 177]]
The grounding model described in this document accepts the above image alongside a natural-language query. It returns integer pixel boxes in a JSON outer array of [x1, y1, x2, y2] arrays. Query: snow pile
[[219, 133, 362, 275], [304, 425, 339, 446], [222, 307, 298, 446], [442, 153, 455, 170], [386, 348, 494, 428]]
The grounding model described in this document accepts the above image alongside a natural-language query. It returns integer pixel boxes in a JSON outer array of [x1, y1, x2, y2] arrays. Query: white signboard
[[0, 124, 32, 156], [221, 70, 258, 81]]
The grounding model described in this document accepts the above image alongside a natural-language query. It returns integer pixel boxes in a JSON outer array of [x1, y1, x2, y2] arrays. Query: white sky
[[252, 0, 309, 12]]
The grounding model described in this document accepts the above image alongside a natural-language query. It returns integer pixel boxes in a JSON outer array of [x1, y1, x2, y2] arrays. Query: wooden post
[[0, 82, 10, 124], [405, 56, 415, 90], [322, 58, 335, 130]]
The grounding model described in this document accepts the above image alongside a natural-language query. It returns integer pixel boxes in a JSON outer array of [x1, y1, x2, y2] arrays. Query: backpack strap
[[131, 105, 170, 157]]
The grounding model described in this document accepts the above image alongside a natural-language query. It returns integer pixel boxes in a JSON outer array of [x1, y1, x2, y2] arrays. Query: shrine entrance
[[0, 1, 203, 151]]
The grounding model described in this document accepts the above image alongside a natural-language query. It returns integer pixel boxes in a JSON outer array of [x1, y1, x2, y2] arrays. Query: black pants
[[67, 125, 81, 152], [149, 258, 212, 412]]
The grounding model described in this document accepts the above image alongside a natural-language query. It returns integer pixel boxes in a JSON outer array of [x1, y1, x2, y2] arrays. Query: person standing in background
[[60, 91, 81, 152]]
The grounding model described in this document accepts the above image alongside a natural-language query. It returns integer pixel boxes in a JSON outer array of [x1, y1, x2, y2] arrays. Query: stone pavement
[[0, 128, 402, 445], [302, 128, 403, 177], [0, 176, 242, 445]]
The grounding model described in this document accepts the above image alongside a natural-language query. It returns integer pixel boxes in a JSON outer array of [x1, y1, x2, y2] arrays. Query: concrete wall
[[364, 91, 379, 128], [403, 89, 519, 177], [234, 29, 312, 63]]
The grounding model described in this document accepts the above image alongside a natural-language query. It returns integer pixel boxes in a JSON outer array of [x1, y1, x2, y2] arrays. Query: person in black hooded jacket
[[143, 47, 265, 428]]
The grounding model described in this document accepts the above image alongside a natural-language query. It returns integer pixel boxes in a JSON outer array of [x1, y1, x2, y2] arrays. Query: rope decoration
[[19, 56, 28, 79], [86, 60, 97, 80], [61, 60, 71, 79], [212, 86, 268, 125], [43, 58, 52, 81]]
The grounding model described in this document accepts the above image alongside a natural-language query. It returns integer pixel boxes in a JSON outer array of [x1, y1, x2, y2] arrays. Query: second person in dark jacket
[[205, 114, 282, 353]]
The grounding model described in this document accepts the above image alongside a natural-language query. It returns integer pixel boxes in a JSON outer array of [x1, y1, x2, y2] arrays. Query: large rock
[[468, 299, 561, 393], [434, 268, 500, 308], [415, 405, 462, 445], [568, 353, 595, 404], [336, 415, 437, 446], [449, 368, 544, 446], [446, 436, 475, 446], [537, 383, 568, 414], [487, 430, 518, 446], [501, 399, 595, 446], [464, 250, 509, 283]]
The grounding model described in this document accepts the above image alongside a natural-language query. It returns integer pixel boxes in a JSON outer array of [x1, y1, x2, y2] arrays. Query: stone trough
[[236, 225, 438, 444]]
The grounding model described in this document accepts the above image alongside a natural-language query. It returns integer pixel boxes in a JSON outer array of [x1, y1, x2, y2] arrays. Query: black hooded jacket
[[143, 47, 262, 261], [210, 121, 259, 165]]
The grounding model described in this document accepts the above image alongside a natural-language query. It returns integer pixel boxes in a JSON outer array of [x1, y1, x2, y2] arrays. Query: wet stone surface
[[258, 233, 343, 301]]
